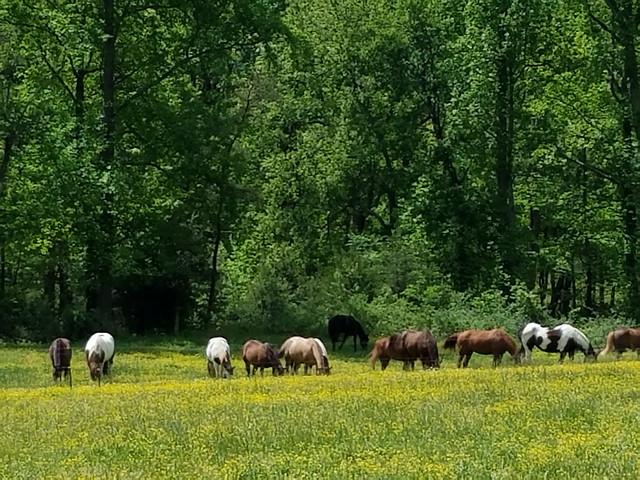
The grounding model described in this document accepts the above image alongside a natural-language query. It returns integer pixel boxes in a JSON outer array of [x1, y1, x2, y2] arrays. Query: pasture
[[1, 342, 640, 479]]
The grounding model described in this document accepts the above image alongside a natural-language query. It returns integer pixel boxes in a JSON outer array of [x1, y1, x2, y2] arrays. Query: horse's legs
[[493, 354, 503, 367], [457, 353, 463, 368], [463, 352, 472, 368], [568, 350, 575, 361], [559, 352, 567, 363], [353, 335, 357, 352], [381, 358, 390, 371], [339, 333, 348, 350], [245, 362, 251, 377]]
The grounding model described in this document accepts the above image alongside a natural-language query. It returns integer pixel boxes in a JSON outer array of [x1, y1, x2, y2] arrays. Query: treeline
[[0, 0, 638, 340]]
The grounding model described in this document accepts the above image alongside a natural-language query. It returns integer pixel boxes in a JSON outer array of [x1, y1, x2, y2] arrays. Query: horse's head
[[317, 366, 332, 375], [87, 351, 104, 382], [360, 334, 369, 351], [585, 345, 597, 362], [273, 364, 285, 376]]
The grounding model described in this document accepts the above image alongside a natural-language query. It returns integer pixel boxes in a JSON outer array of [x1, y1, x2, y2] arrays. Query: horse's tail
[[443, 333, 459, 350], [53, 339, 63, 368], [598, 331, 615, 358], [367, 349, 378, 369]]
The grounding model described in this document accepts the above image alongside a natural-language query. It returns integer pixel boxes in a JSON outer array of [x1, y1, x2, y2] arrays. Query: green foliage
[[0, 0, 639, 338]]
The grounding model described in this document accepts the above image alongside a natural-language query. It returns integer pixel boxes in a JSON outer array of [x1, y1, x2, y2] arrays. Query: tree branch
[[588, 13, 620, 42], [38, 46, 76, 102], [555, 146, 618, 184], [117, 49, 209, 113]]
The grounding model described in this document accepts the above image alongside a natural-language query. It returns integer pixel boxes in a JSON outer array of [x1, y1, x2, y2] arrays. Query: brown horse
[[242, 340, 285, 376], [49, 338, 72, 387], [444, 328, 519, 368], [278, 336, 330, 375], [598, 327, 640, 360], [369, 330, 439, 370]]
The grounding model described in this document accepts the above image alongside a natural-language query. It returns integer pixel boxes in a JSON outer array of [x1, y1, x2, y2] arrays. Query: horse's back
[[49, 338, 72, 366], [85, 333, 115, 361], [207, 337, 230, 361]]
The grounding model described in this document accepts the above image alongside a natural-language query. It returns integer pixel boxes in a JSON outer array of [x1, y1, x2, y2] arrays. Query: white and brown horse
[[85, 332, 115, 386], [518, 323, 596, 362], [206, 337, 234, 378], [278, 336, 330, 375]]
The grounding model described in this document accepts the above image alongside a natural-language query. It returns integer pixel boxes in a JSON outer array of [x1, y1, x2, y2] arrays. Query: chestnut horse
[[49, 338, 72, 387], [444, 328, 519, 368], [369, 330, 439, 370], [85, 332, 115, 386], [598, 327, 640, 360], [278, 336, 330, 375], [241, 340, 284, 376]]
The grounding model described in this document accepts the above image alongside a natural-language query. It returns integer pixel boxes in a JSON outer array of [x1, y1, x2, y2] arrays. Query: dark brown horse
[[598, 327, 640, 360], [369, 330, 439, 370], [49, 338, 72, 387], [242, 340, 285, 376], [444, 328, 519, 368]]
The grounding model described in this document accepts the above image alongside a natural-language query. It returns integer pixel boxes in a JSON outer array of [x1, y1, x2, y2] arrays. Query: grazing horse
[[206, 337, 234, 379], [369, 330, 439, 370], [241, 340, 284, 376], [518, 322, 596, 362], [49, 338, 72, 387], [85, 332, 115, 386], [314, 338, 331, 372], [598, 327, 640, 360], [278, 336, 330, 375], [444, 328, 520, 368], [328, 315, 369, 351]]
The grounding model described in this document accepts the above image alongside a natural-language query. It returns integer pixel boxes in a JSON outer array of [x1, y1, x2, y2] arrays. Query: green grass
[[1, 341, 639, 478]]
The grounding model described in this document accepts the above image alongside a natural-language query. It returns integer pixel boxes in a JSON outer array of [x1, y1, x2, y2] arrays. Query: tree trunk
[[88, 0, 117, 323], [206, 223, 222, 316], [0, 243, 4, 302], [495, 4, 517, 291]]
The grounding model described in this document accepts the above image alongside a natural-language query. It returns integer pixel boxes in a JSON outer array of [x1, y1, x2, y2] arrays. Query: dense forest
[[0, 0, 638, 341]]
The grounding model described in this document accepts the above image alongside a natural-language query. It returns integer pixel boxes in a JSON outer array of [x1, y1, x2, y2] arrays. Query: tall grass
[[1, 344, 639, 478]]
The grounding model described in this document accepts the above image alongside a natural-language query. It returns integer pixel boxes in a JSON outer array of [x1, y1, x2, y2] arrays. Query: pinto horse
[[49, 338, 72, 387], [369, 329, 439, 370], [328, 315, 369, 352], [518, 323, 596, 362], [598, 327, 640, 360], [444, 328, 519, 368], [278, 336, 330, 375], [241, 340, 284, 376], [85, 332, 115, 386], [206, 337, 234, 379]]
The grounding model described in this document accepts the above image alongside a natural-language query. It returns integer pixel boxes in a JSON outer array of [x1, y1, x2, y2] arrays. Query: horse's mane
[[443, 333, 459, 350]]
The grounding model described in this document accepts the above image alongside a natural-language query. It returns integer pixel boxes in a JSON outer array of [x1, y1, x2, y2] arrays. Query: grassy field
[[1, 340, 640, 479]]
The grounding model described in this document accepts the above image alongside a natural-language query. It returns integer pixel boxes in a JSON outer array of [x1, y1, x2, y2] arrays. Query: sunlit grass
[[1, 342, 639, 478]]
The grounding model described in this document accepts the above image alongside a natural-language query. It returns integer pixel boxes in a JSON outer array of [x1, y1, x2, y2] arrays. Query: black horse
[[328, 315, 369, 351]]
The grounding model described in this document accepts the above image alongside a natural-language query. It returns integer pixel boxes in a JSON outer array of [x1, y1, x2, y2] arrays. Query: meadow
[[1, 340, 640, 479]]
